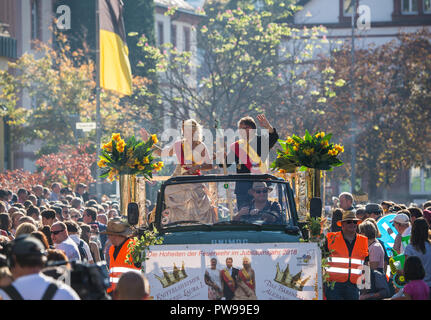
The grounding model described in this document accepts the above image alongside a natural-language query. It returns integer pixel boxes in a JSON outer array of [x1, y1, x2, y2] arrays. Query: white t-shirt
[[55, 237, 81, 262], [69, 234, 94, 263], [0, 273, 80, 300], [206, 268, 222, 289]]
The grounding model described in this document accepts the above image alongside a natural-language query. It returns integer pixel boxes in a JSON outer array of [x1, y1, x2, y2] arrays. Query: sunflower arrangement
[[271, 130, 344, 173], [98, 133, 164, 181]]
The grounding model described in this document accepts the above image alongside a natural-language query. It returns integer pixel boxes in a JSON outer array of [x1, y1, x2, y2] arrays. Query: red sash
[[221, 269, 236, 292], [239, 269, 254, 291], [231, 140, 267, 173], [175, 141, 201, 175]]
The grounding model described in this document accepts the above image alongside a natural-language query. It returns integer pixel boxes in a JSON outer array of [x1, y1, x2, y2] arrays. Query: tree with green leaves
[[139, 0, 342, 131], [0, 35, 153, 157]]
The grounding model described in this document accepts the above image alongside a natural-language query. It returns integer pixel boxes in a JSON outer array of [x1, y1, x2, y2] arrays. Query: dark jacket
[[220, 267, 239, 300]]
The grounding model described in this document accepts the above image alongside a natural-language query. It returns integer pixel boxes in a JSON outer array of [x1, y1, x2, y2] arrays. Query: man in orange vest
[[100, 218, 141, 296], [324, 210, 369, 300]]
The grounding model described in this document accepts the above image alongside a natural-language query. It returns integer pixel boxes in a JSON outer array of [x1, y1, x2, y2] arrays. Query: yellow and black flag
[[99, 0, 132, 95]]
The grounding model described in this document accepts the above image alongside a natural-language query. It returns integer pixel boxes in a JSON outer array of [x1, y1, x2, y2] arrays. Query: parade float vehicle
[[127, 173, 324, 300]]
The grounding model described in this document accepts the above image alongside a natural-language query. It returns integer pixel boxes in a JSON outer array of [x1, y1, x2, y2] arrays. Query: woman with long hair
[[404, 217, 431, 293], [141, 119, 216, 224]]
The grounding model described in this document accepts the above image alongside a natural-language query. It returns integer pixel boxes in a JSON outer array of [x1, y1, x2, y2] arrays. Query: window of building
[[410, 166, 431, 194], [157, 21, 164, 47], [402, 0, 419, 13], [183, 26, 190, 52], [424, 0, 431, 12], [31, 0, 41, 41], [171, 24, 177, 48]]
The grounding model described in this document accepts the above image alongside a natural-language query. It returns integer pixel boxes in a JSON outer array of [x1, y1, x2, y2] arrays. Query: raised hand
[[256, 114, 274, 133]]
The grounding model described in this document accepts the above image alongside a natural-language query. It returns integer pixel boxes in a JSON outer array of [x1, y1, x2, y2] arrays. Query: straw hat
[[336, 210, 360, 227], [100, 218, 133, 237]]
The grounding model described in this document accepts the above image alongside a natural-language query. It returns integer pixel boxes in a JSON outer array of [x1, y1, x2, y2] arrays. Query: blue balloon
[[377, 214, 398, 258]]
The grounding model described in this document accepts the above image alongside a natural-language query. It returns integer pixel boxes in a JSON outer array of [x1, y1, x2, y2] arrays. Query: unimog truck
[[127, 173, 323, 300]]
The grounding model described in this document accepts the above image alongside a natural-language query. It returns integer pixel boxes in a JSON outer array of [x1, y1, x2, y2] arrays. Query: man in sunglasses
[[50, 221, 81, 262], [233, 182, 282, 224], [323, 210, 369, 300]]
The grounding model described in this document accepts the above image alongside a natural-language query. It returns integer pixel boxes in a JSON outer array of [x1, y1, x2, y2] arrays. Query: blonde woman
[[141, 119, 214, 176], [141, 119, 216, 224]]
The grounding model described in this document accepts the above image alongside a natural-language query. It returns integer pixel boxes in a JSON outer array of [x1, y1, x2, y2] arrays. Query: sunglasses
[[254, 189, 268, 194], [51, 228, 65, 235], [344, 220, 358, 225], [71, 215, 80, 219]]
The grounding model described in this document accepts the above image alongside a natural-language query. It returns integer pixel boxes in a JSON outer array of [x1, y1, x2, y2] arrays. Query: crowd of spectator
[[328, 192, 431, 300], [0, 183, 150, 300]]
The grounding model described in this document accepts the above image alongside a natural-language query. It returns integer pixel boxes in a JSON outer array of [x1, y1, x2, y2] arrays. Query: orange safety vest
[[107, 238, 141, 294], [325, 231, 368, 284]]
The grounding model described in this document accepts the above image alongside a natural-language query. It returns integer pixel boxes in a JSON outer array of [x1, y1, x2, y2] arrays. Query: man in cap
[[0, 234, 80, 300], [391, 213, 411, 255], [233, 182, 282, 224], [323, 210, 369, 300], [101, 218, 140, 296], [365, 203, 384, 222]]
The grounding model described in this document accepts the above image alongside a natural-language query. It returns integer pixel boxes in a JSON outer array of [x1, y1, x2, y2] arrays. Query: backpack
[[3, 282, 58, 300]]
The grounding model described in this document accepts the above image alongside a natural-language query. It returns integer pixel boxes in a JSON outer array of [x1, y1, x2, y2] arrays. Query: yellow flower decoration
[[102, 141, 113, 152], [151, 134, 158, 144], [293, 145, 298, 152], [143, 157, 150, 164], [108, 169, 119, 182], [286, 137, 295, 144], [321, 140, 329, 147], [97, 159, 107, 168], [334, 144, 344, 153], [315, 131, 325, 139], [112, 133, 122, 142], [116, 139, 126, 153], [328, 149, 339, 156]]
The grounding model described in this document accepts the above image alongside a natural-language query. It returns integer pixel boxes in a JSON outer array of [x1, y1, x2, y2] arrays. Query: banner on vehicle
[[144, 242, 323, 300]]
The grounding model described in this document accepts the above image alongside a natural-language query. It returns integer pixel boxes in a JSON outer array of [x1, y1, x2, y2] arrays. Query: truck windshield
[[160, 180, 293, 228]]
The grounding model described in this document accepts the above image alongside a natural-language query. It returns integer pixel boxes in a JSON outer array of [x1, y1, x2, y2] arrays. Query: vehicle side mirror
[[127, 202, 139, 226], [310, 197, 322, 219]]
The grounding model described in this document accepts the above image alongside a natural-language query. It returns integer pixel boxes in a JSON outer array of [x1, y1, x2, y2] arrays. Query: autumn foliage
[[35, 144, 97, 189], [0, 169, 44, 193]]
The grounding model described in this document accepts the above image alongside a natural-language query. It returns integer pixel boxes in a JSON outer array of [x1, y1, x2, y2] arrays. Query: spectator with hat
[[0, 234, 80, 300], [323, 210, 369, 300], [392, 213, 411, 255], [100, 218, 140, 296], [233, 182, 282, 224]]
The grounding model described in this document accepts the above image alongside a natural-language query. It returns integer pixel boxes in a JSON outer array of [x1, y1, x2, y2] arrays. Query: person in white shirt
[[204, 258, 223, 300], [50, 221, 81, 262], [0, 234, 80, 300], [64, 220, 94, 264]]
